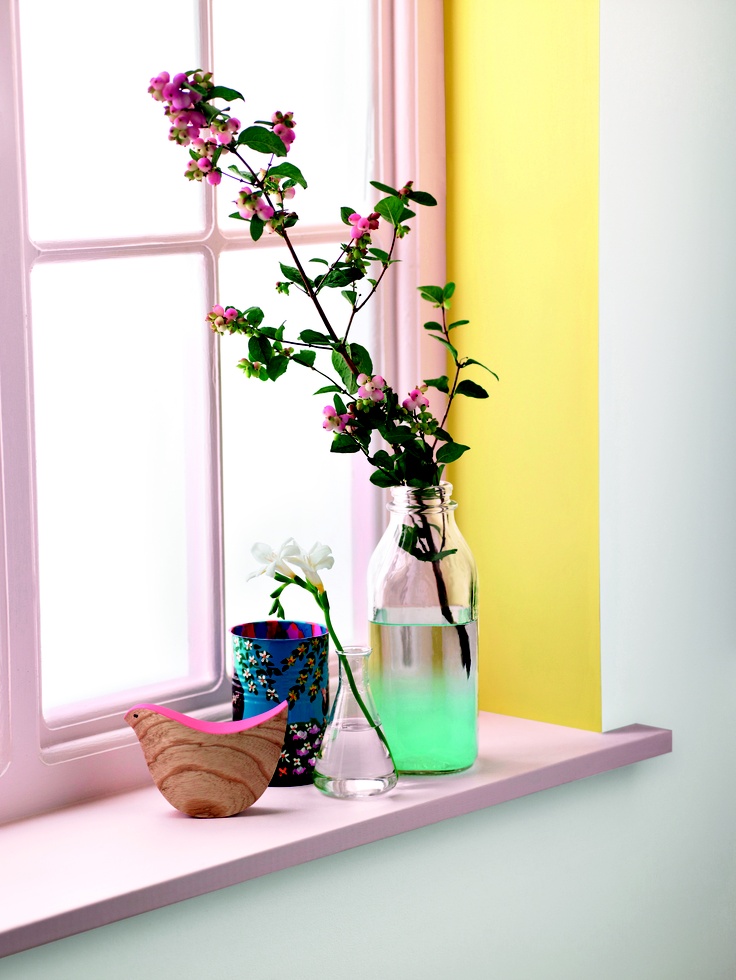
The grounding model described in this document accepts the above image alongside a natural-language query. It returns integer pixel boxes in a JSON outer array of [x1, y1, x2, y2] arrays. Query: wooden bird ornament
[[125, 700, 288, 818]]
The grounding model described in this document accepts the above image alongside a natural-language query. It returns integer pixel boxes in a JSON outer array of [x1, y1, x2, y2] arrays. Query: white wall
[[4, 2, 735, 977]]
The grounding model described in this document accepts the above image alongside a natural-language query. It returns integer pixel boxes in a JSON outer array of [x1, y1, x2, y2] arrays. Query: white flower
[[246, 539, 300, 581], [288, 541, 335, 593]]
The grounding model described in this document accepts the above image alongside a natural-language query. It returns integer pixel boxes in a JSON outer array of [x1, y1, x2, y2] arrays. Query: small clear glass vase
[[368, 482, 478, 774], [313, 646, 398, 799]]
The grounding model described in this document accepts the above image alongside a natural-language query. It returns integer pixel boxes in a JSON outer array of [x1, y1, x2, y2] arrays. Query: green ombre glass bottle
[[368, 483, 479, 773]]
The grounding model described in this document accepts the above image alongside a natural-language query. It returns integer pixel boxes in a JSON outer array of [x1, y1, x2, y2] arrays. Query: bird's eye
[[133, 713, 138, 718]]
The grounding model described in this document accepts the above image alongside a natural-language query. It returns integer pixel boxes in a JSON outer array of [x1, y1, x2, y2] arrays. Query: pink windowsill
[[0, 710, 671, 959]]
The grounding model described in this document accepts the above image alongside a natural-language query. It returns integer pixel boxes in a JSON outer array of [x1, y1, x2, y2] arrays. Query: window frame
[[0, 0, 446, 825]]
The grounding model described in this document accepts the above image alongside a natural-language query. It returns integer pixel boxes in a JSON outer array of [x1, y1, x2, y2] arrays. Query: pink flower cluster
[[402, 386, 429, 411], [348, 212, 380, 241], [148, 70, 240, 164], [206, 304, 238, 333], [323, 406, 351, 432], [148, 71, 201, 109], [357, 373, 385, 403], [235, 185, 275, 223], [210, 117, 241, 145], [272, 111, 296, 152], [186, 138, 222, 185], [149, 71, 208, 146]]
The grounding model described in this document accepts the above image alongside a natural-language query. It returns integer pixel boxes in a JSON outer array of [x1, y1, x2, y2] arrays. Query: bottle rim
[[338, 645, 372, 658]]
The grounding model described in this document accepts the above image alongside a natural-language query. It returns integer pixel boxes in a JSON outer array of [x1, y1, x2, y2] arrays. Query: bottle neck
[[338, 646, 370, 686], [387, 481, 457, 517]]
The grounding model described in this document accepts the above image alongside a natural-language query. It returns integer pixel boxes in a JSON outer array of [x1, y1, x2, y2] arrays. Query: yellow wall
[[444, 0, 601, 730]]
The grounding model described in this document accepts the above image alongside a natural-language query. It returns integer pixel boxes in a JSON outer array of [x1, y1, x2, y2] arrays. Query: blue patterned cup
[[231, 620, 329, 786]]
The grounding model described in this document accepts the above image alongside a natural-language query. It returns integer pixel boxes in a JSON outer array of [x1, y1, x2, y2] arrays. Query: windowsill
[[0, 710, 671, 959]]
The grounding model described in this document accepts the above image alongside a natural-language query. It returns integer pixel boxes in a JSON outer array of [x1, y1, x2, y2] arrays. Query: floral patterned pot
[[231, 620, 329, 786]]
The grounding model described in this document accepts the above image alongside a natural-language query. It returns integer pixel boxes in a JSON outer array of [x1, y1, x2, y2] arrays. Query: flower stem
[[320, 596, 393, 755]]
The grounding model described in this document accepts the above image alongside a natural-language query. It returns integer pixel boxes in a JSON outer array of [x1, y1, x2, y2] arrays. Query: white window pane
[[219, 246, 366, 646], [19, 0, 205, 242], [32, 254, 216, 713], [212, 0, 374, 229]]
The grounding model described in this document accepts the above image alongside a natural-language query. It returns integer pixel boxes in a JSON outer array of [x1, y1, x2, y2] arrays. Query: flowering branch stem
[[413, 514, 472, 676], [430, 306, 460, 457], [298, 359, 349, 392], [353, 226, 398, 314], [280, 229, 346, 347], [229, 148, 352, 360], [342, 226, 399, 347]]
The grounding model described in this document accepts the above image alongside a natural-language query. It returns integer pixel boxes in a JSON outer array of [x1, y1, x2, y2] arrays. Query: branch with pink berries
[[147, 68, 497, 496]]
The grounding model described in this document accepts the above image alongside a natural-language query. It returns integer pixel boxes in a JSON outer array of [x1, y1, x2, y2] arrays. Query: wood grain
[[125, 705, 287, 818]]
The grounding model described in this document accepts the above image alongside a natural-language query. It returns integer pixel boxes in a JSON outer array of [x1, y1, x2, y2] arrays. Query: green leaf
[[462, 357, 499, 380], [347, 343, 373, 377], [443, 282, 456, 301], [436, 442, 470, 464], [369, 469, 398, 489], [448, 319, 469, 331], [434, 427, 452, 443], [374, 196, 405, 226], [430, 335, 459, 361], [248, 335, 271, 363], [367, 247, 390, 262], [405, 189, 437, 207], [423, 321, 444, 332], [414, 548, 458, 563], [313, 384, 342, 395], [332, 349, 358, 394], [382, 427, 415, 446], [418, 284, 445, 305], [333, 394, 347, 415], [244, 307, 264, 326], [267, 355, 289, 381], [368, 449, 393, 468], [369, 180, 400, 196], [279, 263, 306, 287], [330, 434, 360, 454], [250, 215, 264, 241], [322, 267, 363, 289], [298, 329, 333, 346], [309, 257, 329, 265], [399, 207, 416, 222], [208, 85, 245, 102], [293, 350, 316, 368], [341, 289, 357, 306], [398, 524, 418, 554], [424, 375, 450, 394], [340, 206, 356, 225], [228, 211, 247, 221], [267, 162, 308, 188], [237, 125, 287, 157], [455, 379, 489, 399]]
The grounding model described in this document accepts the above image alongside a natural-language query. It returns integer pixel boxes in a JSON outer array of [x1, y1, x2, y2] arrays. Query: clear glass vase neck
[[387, 481, 457, 515]]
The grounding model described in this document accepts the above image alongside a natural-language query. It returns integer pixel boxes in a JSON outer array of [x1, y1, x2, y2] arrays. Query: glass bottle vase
[[368, 482, 478, 774], [313, 646, 397, 799]]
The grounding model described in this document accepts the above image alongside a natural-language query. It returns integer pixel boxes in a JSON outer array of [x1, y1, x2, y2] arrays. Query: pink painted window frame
[[0, 0, 447, 825]]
